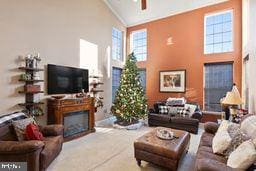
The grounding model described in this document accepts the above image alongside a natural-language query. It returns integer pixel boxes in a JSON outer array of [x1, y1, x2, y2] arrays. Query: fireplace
[[63, 110, 89, 138]]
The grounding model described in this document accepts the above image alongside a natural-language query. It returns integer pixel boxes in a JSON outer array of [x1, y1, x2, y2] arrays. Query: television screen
[[47, 64, 89, 94]]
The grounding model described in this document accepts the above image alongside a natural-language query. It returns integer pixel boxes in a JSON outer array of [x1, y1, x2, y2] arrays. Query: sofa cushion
[[224, 124, 250, 156], [197, 149, 227, 163], [159, 105, 168, 114], [12, 117, 35, 141], [148, 114, 170, 122], [227, 140, 256, 170], [240, 115, 256, 139], [40, 135, 63, 170], [212, 130, 232, 154], [217, 120, 230, 133]]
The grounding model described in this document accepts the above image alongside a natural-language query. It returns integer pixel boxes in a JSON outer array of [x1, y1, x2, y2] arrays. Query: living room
[[0, 0, 256, 171]]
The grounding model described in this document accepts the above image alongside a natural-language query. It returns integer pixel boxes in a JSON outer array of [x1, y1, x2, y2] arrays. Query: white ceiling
[[104, 0, 228, 26]]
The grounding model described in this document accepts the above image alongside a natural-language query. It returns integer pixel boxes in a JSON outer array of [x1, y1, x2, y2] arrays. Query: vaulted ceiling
[[104, 0, 228, 26]]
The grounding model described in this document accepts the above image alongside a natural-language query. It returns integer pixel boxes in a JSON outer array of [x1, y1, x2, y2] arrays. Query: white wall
[[242, 0, 256, 113], [0, 0, 126, 124]]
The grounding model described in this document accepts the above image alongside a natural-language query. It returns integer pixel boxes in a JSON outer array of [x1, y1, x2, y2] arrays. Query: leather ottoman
[[134, 127, 190, 171]]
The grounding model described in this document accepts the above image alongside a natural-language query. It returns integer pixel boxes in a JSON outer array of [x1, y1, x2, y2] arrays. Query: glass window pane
[[206, 25, 214, 35], [214, 23, 223, 33], [214, 43, 222, 53], [223, 42, 232, 52], [223, 22, 232, 32], [223, 32, 232, 42], [214, 33, 222, 43], [223, 12, 232, 22], [214, 14, 223, 24], [206, 35, 214, 45], [131, 29, 147, 61], [204, 11, 233, 54], [205, 44, 213, 54], [206, 17, 214, 26]]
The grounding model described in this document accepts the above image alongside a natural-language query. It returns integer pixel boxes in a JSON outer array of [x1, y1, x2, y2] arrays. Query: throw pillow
[[12, 117, 36, 141], [159, 105, 168, 114], [184, 104, 197, 117], [217, 120, 231, 133], [26, 123, 44, 140], [223, 124, 250, 156], [227, 140, 256, 170], [212, 130, 232, 154], [168, 106, 178, 115], [240, 115, 256, 139], [177, 107, 188, 116]]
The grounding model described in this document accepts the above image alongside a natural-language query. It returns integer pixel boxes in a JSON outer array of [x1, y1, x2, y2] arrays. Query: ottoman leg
[[136, 159, 141, 166]]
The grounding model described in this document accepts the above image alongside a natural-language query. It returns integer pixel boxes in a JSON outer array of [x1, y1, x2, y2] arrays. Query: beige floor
[[47, 125, 203, 171]]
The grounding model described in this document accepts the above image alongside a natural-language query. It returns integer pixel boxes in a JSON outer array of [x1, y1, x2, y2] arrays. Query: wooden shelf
[[90, 82, 104, 86], [18, 91, 44, 94], [18, 79, 44, 83], [89, 76, 102, 78], [91, 90, 104, 93], [18, 102, 44, 106], [18, 67, 44, 71]]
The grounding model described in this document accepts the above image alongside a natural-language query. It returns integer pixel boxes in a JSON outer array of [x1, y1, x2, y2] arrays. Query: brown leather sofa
[[0, 113, 64, 171], [195, 118, 256, 171], [148, 101, 202, 134]]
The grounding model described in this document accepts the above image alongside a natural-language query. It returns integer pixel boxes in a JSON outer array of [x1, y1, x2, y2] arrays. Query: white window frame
[[204, 10, 234, 54], [130, 29, 147, 61], [112, 27, 123, 61]]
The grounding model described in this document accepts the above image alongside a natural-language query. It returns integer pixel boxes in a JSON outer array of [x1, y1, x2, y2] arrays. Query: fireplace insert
[[63, 110, 89, 137]]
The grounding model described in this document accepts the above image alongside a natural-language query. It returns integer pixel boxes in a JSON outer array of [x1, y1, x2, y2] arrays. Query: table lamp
[[222, 91, 243, 120]]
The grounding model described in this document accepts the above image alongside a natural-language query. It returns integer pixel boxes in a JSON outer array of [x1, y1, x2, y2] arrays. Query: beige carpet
[[47, 125, 203, 171]]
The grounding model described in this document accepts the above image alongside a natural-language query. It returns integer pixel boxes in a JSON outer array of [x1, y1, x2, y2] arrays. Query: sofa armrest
[[204, 122, 219, 134], [40, 124, 64, 136], [0, 140, 44, 154], [196, 159, 240, 171], [191, 111, 203, 121]]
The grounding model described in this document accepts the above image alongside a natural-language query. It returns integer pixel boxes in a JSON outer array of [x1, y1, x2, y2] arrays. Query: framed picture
[[159, 70, 186, 92]]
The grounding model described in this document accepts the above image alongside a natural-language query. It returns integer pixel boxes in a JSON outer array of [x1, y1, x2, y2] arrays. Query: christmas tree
[[111, 53, 148, 124]]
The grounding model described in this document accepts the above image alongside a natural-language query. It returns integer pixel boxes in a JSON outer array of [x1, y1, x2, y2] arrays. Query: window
[[112, 28, 123, 61], [204, 63, 233, 111], [130, 29, 147, 61], [204, 10, 233, 54], [112, 67, 122, 102], [138, 69, 146, 91]]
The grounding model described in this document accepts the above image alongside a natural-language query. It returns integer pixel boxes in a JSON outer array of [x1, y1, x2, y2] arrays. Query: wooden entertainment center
[[47, 97, 95, 142]]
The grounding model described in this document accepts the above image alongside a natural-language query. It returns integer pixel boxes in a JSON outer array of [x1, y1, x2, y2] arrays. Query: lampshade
[[222, 91, 243, 105]]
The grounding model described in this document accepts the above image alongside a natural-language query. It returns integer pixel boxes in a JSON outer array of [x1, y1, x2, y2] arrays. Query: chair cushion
[[40, 135, 63, 170], [12, 118, 35, 141], [26, 123, 44, 141]]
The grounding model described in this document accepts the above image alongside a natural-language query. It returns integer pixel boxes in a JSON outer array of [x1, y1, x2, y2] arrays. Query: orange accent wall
[[127, 0, 242, 109]]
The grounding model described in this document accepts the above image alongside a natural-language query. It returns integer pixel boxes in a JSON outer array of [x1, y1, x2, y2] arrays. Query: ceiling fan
[[133, 0, 147, 10]]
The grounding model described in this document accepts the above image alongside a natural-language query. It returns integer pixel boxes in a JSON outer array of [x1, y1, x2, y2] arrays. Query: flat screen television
[[47, 64, 89, 94]]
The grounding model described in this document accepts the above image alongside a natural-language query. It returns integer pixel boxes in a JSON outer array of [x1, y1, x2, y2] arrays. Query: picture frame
[[159, 70, 186, 92]]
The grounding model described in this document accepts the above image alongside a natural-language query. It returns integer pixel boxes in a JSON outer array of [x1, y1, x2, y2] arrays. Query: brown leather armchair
[[0, 114, 63, 171]]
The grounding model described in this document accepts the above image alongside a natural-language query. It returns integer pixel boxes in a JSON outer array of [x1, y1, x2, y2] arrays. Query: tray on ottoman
[[134, 127, 190, 171]]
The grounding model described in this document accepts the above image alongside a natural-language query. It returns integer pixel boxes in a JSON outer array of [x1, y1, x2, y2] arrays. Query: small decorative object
[[33, 72, 40, 80], [160, 70, 186, 92], [51, 95, 66, 99], [24, 85, 40, 92], [156, 129, 174, 140], [25, 53, 41, 68]]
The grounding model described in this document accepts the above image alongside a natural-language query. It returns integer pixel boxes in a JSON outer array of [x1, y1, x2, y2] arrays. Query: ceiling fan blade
[[141, 0, 146, 10]]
